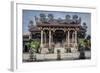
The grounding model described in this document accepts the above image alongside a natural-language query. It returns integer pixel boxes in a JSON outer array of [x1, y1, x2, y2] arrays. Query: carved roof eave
[[28, 23, 85, 32], [37, 24, 81, 28], [29, 26, 41, 32]]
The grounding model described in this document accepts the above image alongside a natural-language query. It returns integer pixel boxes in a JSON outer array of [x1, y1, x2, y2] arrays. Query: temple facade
[[24, 14, 85, 53]]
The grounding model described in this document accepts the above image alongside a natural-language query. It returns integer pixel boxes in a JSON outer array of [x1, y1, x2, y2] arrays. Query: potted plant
[[27, 39, 40, 61]]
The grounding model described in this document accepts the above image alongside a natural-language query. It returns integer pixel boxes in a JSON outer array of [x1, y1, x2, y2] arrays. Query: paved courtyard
[[23, 51, 91, 62]]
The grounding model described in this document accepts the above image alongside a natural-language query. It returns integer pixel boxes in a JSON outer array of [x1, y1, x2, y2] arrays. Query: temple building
[[23, 14, 86, 53]]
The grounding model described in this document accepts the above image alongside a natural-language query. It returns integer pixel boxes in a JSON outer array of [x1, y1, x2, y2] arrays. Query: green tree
[[82, 22, 87, 38], [82, 22, 87, 30], [86, 35, 91, 50], [78, 38, 91, 51], [78, 22, 87, 39]]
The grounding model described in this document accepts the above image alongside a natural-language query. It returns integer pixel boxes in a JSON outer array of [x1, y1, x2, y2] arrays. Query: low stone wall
[[23, 51, 91, 62], [36, 53, 80, 60], [36, 54, 57, 60]]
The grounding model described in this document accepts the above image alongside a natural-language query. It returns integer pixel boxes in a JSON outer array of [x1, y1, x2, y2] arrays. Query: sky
[[23, 10, 91, 35]]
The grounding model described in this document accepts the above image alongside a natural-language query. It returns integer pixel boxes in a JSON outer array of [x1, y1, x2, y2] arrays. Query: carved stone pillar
[[49, 30, 51, 48], [44, 32, 46, 45], [67, 30, 70, 47], [75, 31, 77, 46], [41, 30, 43, 48], [72, 32, 75, 47]]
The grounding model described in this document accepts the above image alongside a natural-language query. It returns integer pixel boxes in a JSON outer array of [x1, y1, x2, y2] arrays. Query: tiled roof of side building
[[23, 32, 30, 36]]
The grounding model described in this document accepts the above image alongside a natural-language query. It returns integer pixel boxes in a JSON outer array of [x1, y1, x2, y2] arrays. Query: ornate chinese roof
[[28, 14, 86, 32]]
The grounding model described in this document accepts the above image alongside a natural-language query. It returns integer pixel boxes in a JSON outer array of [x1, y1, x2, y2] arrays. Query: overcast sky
[[23, 10, 91, 35]]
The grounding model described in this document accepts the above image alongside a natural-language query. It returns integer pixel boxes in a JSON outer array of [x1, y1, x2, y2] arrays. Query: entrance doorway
[[54, 30, 65, 44]]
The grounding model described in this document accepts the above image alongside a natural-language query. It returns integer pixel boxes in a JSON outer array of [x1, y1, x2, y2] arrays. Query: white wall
[[0, 0, 100, 73]]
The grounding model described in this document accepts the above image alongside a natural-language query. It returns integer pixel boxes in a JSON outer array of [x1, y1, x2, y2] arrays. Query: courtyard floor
[[23, 51, 91, 62]]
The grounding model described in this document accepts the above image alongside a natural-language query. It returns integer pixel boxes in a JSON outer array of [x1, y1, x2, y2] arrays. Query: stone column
[[51, 33, 53, 43], [67, 30, 70, 47], [65, 31, 67, 44], [44, 32, 46, 45], [41, 30, 43, 48], [72, 32, 75, 46], [75, 31, 77, 46], [49, 30, 51, 48], [64, 30, 67, 49]]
